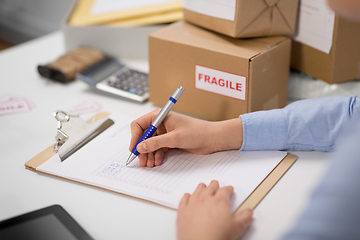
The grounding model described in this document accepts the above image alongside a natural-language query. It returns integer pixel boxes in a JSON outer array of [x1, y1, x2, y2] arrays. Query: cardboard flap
[[151, 21, 277, 59], [183, 0, 298, 38], [236, 0, 268, 35], [238, 0, 298, 37], [264, 0, 280, 7], [277, 0, 299, 33]]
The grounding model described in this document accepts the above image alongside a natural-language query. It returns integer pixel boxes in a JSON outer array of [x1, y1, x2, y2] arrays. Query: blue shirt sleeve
[[239, 95, 360, 239], [281, 116, 360, 239], [240, 95, 360, 151]]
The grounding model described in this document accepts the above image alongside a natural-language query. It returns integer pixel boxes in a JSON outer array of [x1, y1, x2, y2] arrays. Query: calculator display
[[90, 62, 123, 82]]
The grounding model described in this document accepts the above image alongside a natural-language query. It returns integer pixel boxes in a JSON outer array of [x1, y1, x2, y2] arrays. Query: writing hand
[[129, 110, 243, 167]]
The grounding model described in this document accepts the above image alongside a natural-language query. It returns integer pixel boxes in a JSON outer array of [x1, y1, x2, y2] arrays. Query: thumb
[[232, 208, 253, 237], [137, 132, 177, 153]]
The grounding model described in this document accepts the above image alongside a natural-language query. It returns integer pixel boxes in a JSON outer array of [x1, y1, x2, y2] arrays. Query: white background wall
[[0, 0, 73, 44]]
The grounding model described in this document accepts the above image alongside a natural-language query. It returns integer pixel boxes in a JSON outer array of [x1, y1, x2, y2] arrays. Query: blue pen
[[126, 86, 184, 166]]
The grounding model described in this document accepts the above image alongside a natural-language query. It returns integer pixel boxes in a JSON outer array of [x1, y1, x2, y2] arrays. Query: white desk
[[0, 31, 333, 240]]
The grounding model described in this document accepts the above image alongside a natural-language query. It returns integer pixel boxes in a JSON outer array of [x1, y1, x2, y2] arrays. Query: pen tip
[[126, 153, 136, 166]]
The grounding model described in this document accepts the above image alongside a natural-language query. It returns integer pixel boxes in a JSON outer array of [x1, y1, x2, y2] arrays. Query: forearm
[[210, 118, 243, 152]]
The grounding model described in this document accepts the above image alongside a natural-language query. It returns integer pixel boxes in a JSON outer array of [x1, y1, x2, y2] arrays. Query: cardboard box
[[291, 16, 360, 84], [62, 0, 166, 59], [183, 0, 299, 38], [149, 21, 291, 121]]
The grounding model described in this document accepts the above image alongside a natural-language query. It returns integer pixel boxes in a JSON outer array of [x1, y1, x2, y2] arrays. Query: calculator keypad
[[106, 68, 148, 96]]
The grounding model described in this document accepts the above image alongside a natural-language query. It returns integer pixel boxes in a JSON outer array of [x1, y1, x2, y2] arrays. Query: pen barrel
[[131, 124, 157, 156], [152, 101, 174, 127], [129, 86, 184, 158], [152, 86, 184, 127]]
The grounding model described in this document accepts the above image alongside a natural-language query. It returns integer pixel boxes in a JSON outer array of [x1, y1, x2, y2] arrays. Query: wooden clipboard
[[25, 112, 296, 214]]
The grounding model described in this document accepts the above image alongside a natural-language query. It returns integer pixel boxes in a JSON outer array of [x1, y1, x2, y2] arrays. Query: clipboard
[[25, 112, 112, 169], [25, 112, 296, 214]]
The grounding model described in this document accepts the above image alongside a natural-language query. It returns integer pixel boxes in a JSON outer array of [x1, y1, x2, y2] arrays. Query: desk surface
[[0, 31, 333, 240]]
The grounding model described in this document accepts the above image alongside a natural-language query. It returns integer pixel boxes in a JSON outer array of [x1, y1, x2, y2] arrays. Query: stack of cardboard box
[[291, 16, 360, 84], [149, 0, 299, 121]]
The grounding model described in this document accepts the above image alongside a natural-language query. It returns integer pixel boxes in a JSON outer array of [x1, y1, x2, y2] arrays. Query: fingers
[[191, 180, 220, 199], [138, 148, 169, 168], [146, 149, 169, 167], [192, 182, 207, 198], [138, 152, 156, 167], [203, 180, 219, 196], [138, 153, 148, 167], [137, 148, 168, 168], [155, 148, 168, 166], [129, 121, 145, 151], [179, 193, 190, 209], [129, 109, 161, 151], [137, 142, 148, 153], [190, 181, 233, 200], [137, 131, 178, 154], [138, 152, 156, 168], [146, 152, 155, 168], [176, 181, 253, 240], [179, 181, 220, 209], [135, 132, 178, 168], [233, 208, 253, 236], [215, 185, 234, 200]]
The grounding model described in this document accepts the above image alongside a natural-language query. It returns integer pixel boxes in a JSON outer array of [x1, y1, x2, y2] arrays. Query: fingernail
[[138, 142, 147, 152]]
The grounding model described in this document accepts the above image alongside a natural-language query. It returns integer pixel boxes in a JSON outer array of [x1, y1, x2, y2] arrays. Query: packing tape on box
[[38, 47, 105, 83]]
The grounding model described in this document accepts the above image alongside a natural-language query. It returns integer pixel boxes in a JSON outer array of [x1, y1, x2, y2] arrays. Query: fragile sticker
[[195, 65, 246, 101], [0, 94, 35, 116], [66, 101, 102, 115]]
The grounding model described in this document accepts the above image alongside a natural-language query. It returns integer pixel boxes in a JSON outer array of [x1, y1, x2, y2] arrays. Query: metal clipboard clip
[[53, 111, 114, 161]]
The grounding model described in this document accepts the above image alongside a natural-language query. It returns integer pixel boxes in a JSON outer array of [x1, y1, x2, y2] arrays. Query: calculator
[[76, 57, 149, 102]]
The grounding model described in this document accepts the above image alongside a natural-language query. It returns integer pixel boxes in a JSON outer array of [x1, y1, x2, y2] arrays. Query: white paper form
[[291, 0, 335, 54], [183, 0, 237, 21], [37, 113, 287, 210], [90, 0, 180, 15]]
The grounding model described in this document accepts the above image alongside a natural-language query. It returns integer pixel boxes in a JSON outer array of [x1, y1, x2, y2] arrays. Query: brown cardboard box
[[183, 0, 299, 38], [291, 16, 360, 84], [149, 21, 291, 121]]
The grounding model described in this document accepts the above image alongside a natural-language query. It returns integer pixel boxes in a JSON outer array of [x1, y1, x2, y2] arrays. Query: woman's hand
[[129, 110, 243, 167], [177, 180, 253, 240]]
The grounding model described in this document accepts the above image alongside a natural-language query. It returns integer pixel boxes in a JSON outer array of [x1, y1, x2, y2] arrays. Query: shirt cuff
[[240, 109, 287, 151]]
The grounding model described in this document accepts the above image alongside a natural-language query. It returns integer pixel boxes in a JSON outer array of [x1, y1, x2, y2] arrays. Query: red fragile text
[[198, 74, 242, 91], [0, 104, 24, 111]]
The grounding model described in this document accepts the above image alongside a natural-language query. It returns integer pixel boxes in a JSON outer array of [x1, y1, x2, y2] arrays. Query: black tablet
[[0, 205, 93, 240]]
